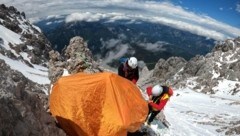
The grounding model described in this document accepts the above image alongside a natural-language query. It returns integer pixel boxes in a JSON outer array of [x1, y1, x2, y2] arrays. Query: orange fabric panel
[[50, 72, 148, 136]]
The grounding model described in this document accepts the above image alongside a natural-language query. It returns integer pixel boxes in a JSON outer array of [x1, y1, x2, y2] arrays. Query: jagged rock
[[183, 55, 205, 76], [228, 60, 240, 80], [231, 84, 240, 95], [140, 66, 149, 78], [153, 57, 186, 82], [0, 38, 3, 45], [224, 120, 240, 135], [0, 5, 66, 135], [49, 36, 103, 84], [0, 60, 66, 136], [150, 57, 187, 88], [147, 37, 240, 96], [64, 36, 94, 73], [0, 4, 51, 66], [49, 50, 61, 61], [213, 39, 236, 52]]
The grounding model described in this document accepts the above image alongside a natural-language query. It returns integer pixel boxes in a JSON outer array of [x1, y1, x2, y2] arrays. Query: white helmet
[[152, 85, 163, 96], [128, 57, 138, 69]]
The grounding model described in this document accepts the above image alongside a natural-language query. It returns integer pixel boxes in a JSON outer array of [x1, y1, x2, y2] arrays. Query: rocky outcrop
[[0, 5, 65, 135], [0, 60, 66, 136], [0, 4, 51, 66], [136, 38, 240, 135], [153, 57, 187, 82], [212, 38, 239, 52], [141, 37, 240, 95], [49, 36, 103, 84], [138, 57, 187, 89]]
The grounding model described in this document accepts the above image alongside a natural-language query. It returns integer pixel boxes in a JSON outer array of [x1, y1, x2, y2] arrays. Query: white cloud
[[102, 44, 129, 65], [236, 3, 240, 13], [66, 12, 102, 23], [2, 0, 240, 40], [99, 37, 130, 65], [65, 12, 129, 23], [100, 38, 121, 49], [219, 7, 223, 11], [138, 41, 167, 52]]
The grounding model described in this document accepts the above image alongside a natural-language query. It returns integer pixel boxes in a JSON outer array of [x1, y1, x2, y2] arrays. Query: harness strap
[[153, 94, 169, 104]]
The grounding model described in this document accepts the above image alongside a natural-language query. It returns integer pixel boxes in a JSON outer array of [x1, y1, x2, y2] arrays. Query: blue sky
[[1, 0, 240, 40], [170, 0, 240, 28]]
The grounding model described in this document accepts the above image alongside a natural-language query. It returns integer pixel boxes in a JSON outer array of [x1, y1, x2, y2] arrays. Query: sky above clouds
[[1, 0, 240, 40]]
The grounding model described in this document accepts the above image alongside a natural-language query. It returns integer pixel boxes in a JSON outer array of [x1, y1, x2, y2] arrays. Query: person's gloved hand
[[132, 79, 137, 84], [149, 95, 153, 100], [148, 100, 153, 103]]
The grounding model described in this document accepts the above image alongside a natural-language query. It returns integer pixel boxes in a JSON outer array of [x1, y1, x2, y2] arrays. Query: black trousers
[[147, 105, 160, 123]]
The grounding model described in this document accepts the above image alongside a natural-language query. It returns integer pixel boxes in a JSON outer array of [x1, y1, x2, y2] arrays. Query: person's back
[[118, 57, 139, 84]]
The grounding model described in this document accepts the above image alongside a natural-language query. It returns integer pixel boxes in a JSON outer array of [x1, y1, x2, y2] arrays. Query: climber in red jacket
[[145, 84, 173, 125], [118, 57, 139, 84]]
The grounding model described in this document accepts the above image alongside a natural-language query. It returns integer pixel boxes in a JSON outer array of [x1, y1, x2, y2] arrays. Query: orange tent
[[49, 72, 148, 136]]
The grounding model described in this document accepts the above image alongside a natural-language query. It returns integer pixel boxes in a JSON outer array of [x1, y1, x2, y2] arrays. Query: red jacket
[[146, 86, 172, 111]]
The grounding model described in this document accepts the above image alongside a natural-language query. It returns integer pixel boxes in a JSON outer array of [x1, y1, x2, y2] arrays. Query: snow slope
[[163, 88, 240, 136], [0, 24, 50, 87], [0, 54, 50, 85], [0, 25, 22, 56]]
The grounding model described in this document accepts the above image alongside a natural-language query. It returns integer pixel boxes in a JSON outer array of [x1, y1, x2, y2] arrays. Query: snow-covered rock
[[0, 4, 66, 135], [144, 37, 240, 97], [0, 4, 51, 66], [0, 59, 66, 135], [137, 37, 240, 135]]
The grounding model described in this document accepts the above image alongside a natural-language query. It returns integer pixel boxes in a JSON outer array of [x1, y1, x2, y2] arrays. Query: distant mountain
[[36, 18, 216, 69]]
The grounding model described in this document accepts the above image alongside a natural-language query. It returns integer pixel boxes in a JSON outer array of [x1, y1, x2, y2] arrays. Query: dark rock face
[[0, 4, 51, 66], [0, 60, 66, 136], [49, 36, 103, 84], [153, 57, 187, 81], [183, 55, 205, 76], [0, 5, 66, 135]]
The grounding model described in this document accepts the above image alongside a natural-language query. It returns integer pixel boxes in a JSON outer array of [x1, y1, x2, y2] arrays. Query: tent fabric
[[49, 72, 148, 136]]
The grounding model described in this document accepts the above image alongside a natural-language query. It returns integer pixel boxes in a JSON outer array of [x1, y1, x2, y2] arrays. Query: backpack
[[119, 57, 129, 72], [119, 57, 128, 64]]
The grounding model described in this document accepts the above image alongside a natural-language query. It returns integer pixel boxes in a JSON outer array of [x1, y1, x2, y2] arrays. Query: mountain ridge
[[1, 4, 240, 136], [139, 37, 240, 97], [36, 17, 216, 69]]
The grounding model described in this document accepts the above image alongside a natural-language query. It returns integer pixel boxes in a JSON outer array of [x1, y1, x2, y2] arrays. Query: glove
[[149, 95, 153, 101], [132, 79, 137, 84]]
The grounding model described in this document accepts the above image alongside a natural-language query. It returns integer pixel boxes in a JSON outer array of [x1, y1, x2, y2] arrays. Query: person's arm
[[118, 64, 125, 78], [146, 87, 152, 96], [135, 67, 139, 81], [146, 86, 154, 101], [149, 99, 168, 111], [131, 67, 139, 84]]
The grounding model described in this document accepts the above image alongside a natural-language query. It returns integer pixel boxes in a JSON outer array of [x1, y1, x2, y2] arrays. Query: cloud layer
[[236, 3, 240, 13], [137, 41, 167, 52], [2, 0, 240, 40]]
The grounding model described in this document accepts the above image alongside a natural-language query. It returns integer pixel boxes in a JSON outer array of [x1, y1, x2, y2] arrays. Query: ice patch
[[0, 54, 50, 85]]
